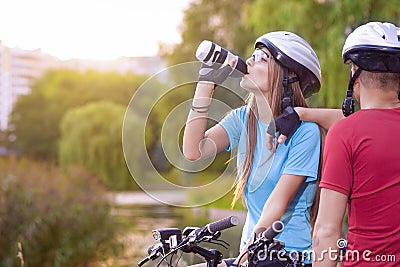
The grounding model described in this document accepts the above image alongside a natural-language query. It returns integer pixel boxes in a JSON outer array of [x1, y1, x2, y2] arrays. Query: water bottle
[[195, 40, 248, 78]]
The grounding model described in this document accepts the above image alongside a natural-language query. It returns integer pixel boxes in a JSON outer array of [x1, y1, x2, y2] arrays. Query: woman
[[184, 31, 323, 266]]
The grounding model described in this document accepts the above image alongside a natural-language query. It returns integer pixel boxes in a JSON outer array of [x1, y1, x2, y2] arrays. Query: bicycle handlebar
[[138, 218, 306, 267], [260, 220, 284, 241], [206, 216, 239, 233], [137, 244, 164, 266], [138, 216, 239, 267], [191, 216, 239, 242]]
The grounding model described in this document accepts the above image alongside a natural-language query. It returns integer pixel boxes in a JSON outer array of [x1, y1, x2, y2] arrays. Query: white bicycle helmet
[[342, 21, 400, 72], [255, 31, 322, 98]]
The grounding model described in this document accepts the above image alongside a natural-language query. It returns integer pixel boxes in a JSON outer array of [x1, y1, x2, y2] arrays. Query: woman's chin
[[240, 78, 249, 89], [240, 79, 255, 92]]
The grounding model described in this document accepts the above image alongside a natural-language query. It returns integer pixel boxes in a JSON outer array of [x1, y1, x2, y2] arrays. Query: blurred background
[[0, 0, 399, 266]]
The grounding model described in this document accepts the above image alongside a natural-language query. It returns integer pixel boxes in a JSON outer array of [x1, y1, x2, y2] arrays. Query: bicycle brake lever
[[215, 238, 229, 247], [210, 231, 221, 240], [207, 239, 229, 250]]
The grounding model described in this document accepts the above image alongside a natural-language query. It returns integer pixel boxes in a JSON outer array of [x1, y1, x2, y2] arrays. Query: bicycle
[[138, 217, 308, 267]]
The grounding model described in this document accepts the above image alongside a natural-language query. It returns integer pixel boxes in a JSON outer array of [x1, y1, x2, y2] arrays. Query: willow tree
[[59, 101, 142, 189]]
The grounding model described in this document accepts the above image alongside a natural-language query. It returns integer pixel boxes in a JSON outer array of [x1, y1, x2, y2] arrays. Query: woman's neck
[[253, 93, 273, 124]]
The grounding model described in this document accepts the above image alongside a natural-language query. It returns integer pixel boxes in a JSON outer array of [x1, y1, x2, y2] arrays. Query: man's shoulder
[[325, 114, 361, 144], [330, 111, 363, 132]]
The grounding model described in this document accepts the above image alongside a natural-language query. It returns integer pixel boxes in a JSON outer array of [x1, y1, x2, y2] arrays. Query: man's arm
[[295, 107, 344, 131], [267, 108, 344, 148], [312, 188, 347, 267]]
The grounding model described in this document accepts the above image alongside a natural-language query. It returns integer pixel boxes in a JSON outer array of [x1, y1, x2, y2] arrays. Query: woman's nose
[[246, 56, 254, 66]]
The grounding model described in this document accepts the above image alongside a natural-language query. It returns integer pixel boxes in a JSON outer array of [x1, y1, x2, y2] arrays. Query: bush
[[0, 158, 122, 267]]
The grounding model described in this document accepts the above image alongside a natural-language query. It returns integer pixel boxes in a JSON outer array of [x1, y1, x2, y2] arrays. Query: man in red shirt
[[266, 21, 400, 266], [312, 22, 400, 266]]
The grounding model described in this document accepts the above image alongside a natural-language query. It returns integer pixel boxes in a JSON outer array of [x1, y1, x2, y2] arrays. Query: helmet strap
[[342, 68, 362, 117], [282, 67, 298, 112]]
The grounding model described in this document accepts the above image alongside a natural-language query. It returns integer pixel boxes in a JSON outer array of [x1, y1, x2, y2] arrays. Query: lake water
[[107, 192, 246, 266]]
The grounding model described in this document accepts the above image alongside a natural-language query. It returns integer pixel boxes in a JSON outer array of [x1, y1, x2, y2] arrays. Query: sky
[[0, 0, 192, 60]]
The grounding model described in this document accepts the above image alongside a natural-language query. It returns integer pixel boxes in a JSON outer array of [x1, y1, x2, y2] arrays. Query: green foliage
[[59, 101, 140, 190], [10, 69, 148, 161], [244, 0, 400, 107], [9, 92, 58, 159], [0, 158, 122, 267]]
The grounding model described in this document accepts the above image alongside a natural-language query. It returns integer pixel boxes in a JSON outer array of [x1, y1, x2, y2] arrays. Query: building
[[0, 43, 61, 130], [0, 41, 166, 131]]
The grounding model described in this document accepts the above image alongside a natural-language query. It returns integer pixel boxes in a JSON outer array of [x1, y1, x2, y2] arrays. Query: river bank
[[108, 190, 187, 205], [109, 190, 246, 223]]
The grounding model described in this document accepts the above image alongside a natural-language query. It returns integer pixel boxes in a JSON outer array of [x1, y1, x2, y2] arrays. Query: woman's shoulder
[[291, 121, 320, 141], [233, 105, 248, 114], [219, 105, 247, 126], [226, 105, 247, 119], [298, 121, 319, 132]]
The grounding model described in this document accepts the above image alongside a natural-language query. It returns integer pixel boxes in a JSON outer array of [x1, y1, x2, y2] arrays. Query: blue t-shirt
[[219, 106, 320, 257]]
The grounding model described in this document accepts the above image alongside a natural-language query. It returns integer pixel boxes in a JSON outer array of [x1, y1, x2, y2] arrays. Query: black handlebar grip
[[206, 216, 239, 233], [261, 221, 284, 241], [137, 257, 149, 266]]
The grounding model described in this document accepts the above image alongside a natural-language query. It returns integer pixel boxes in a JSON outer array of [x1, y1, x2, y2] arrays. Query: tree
[[9, 91, 59, 159], [59, 101, 142, 190]]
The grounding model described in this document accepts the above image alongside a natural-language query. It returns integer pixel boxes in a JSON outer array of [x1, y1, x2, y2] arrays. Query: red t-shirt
[[320, 107, 400, 266]]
